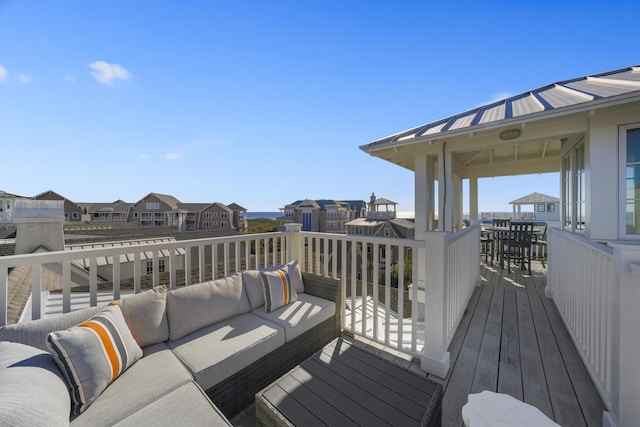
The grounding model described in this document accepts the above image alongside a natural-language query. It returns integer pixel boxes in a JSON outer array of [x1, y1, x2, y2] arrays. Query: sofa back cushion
[[166, 272, 250, 341], [0, 305, 103, 351], [0, 341, 71, 426], [116, 285, 169, 347], [242, 260, 304, 310]]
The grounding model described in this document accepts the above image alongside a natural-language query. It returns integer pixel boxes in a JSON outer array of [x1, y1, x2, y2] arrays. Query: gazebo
[[509, 192, 560, 222], [360, 64, 640, 426]]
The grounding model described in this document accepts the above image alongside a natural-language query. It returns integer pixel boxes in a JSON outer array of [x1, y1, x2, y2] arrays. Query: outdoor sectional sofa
[[0, 261, 342, 426]]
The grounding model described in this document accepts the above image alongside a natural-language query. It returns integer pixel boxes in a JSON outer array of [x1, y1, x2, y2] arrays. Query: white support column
[[421, 231, 450, 377], [438, 149, 444, 231], [608, 242, 640, 427], [1, 198, 7, 221], [444, 147, 454, 231], [427, 157, 436, 230], [470, 177, 478, 225], [454, 175, 463, 230], [285, 223, 303, 265], [415, 155, 428, 235], [414, 155, 433, 321]]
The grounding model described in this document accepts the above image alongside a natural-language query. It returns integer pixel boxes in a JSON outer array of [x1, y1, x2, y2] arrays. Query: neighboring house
[[227, 203, 248, 233], [34, 190, 84, 222], [178, 202, 234, 232], [509, 192, 560, 222], [128, 193, 181, 228], [282, 199, 366, 233], [79, 200, 133, 222]]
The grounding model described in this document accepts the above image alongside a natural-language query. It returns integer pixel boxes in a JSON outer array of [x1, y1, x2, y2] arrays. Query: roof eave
[[360, 90, 640, 155]]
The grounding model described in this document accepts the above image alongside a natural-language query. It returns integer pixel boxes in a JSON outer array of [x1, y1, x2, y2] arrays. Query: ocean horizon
[[247, 211, 281, 220]]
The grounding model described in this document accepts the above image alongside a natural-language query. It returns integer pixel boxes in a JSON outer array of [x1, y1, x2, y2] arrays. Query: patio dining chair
[[500, 221, 534, 274], [488, 219, 511, 266], [533, 225, 548, 268]]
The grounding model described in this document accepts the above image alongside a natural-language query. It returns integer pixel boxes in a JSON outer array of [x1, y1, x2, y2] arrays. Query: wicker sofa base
[[205, 315, 339, 417], [205, 272, 342, 418]]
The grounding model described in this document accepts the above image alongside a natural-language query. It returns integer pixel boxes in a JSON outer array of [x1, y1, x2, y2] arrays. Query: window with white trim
[[621, 124, 640, 237], [146, 202, 160, 210], [561, 138, 586, 232]]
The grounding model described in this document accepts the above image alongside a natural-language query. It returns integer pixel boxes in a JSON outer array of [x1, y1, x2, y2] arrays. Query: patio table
[[256, 337, 442, 427]]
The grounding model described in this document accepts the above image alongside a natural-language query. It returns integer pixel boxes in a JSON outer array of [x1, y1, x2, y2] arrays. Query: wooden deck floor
[[435, 261, 606, 427]]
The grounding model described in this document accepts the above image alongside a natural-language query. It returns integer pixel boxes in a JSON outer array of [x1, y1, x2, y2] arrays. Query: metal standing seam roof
[[361, 65, 640, 150]]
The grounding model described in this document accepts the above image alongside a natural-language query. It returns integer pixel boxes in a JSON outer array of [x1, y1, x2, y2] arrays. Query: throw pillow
[[46, 302, 143, 415], [260, 269, 297, 313]]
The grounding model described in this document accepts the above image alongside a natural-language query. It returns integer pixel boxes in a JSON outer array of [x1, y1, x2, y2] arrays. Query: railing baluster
[[89, 258, 97, 305], [244, 240, 250, 270], [112, 256, 120, 301], [134, 252, 141, 293], [212, 244, 218, 279], [153, 250, 160, 288], [199, 245, 205, 282], [398, 246, 404, 348], [411, 245, 418, 353], [223, 242, 230, 277], [385, 243, 391, 346], [185, 246, 192, 286], [372, 242, 379, 342], [0, 268, 7, 326], [350, 240, 357, 333], [169, 247, 177, 288], [31, 264, 42, 320], [361, 241, 367, 338], [340, 239, 347, 330]]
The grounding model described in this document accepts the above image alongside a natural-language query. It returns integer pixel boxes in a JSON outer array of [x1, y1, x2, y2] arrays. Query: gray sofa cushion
[[112, 382, 231, 427], [117, 286, 169, 347], [70, 348, 193, 426], [168, 312, 285, 390], [166, 272, 250, 341], [0, 305, 103, 351], [0, 341, 70, 427], [242, 260, 304, 309], [251, 293, 336, 341]]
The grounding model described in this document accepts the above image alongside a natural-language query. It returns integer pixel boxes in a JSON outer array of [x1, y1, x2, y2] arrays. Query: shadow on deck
[[436, 260, 606, 427]]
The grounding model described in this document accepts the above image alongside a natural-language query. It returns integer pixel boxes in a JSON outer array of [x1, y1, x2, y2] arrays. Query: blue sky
[[1, 1, 638, 212]]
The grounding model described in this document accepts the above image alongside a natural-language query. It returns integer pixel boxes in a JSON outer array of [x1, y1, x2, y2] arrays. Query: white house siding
[[587, 102, 640, 240]]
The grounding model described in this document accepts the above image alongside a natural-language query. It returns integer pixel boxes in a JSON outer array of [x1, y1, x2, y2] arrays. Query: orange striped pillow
[[260, 269, 297, 313], [46, 302, 143, 414]]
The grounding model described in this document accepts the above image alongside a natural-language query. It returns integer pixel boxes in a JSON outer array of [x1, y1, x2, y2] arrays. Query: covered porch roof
[[361, 65, 640, 179], [360, 65, 640, 231]]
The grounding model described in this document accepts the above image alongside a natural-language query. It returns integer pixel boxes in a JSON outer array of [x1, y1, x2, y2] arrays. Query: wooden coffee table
[[256, 337, 442, 427]]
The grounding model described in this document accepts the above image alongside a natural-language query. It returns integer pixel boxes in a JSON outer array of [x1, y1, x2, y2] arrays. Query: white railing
[[0, 232, 287, 326], [445, 225, 481, 342], [547, 228, 614, 409], [294, 230, 426, 356], [1, 223, 482, 381]]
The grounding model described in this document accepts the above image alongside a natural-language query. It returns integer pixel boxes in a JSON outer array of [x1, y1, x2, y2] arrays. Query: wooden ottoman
[[256, 337, 442, 427]]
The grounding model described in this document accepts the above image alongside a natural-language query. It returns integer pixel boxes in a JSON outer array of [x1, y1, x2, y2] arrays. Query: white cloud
[[0, 65, 7, 83], [164, 153, 183, 160], [18, 74, 31, 84], [137, 153, 150, 161], [64, 75, 76, 83], [473, 92, 515, 109], [89, 61, 132, 86]]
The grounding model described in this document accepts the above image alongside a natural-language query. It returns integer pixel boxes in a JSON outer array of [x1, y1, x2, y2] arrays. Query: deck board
[[441, 261, 605, 427]]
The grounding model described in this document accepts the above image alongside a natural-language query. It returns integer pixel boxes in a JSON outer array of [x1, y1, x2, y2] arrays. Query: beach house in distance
[[360, 64, 640, 427]]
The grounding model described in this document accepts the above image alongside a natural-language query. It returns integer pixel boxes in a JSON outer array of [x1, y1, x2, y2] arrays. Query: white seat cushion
[[112, 382, 231, 427], [168, 313, 285, 390], [71, 348, 193, 426], [251, 293, 335, 341]]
